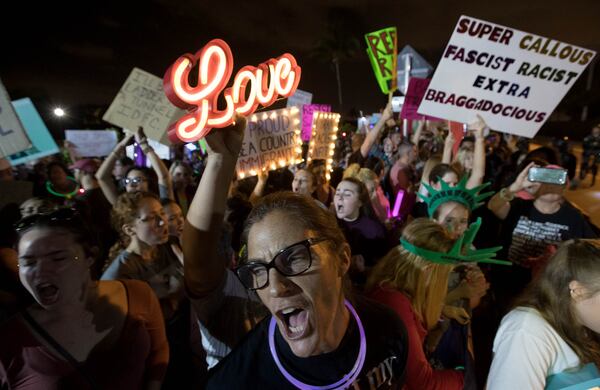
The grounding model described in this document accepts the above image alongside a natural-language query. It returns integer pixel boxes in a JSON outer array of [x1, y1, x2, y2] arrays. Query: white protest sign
[[0, 79, 31, 158], [65, 130, 118, 157], [236, 107, 302, 178], [307, 111, 340, 175], [418, 15, 596, 138], [103, 68, 185, 145], [286, 89, 313, 108]]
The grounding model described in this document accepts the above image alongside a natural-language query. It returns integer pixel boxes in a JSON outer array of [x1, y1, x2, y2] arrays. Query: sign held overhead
[[417, 15, 596, 138]]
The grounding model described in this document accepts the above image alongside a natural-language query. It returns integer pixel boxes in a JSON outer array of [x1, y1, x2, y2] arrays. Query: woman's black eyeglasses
[[15, 208, 80, 233], [235, 238, 329, 290]]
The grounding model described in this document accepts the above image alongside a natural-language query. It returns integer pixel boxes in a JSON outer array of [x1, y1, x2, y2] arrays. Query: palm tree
[[311, 8, 362, 111]]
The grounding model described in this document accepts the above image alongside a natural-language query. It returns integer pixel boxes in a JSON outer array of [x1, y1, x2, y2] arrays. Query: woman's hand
[[508, 161, 536, 193], [469, 114, 487, 140], [443, 305, 471, 325], [205, 115, 246, 161]]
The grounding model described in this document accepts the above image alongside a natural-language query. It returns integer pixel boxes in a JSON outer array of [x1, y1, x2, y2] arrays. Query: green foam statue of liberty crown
[[419, 175, 495, 217], [400, 217, 511, 266]]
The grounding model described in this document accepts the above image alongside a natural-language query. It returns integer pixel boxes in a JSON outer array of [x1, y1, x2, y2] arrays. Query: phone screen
[[391, 96, 404, 113], [528, 167, 567, 185]]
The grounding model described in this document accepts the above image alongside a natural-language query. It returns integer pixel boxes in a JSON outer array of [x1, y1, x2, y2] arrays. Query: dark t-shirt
[[348, 150, 366, 167], [500, 199, 596, 265], [339, 214, 388, 266], [206, 296, 408, 389]]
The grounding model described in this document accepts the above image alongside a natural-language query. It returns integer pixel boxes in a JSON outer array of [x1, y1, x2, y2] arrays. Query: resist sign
[[418, 15, 596, 138], [236, 107, 302, 178]]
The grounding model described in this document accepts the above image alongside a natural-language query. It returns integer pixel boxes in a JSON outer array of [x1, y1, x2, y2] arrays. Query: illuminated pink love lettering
[[163, 39, 301, 143]]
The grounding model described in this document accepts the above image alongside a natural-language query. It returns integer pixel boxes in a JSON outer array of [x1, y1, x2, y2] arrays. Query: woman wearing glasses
[[0, 208, 168, 389], [184, 118, 408, 388], [487, 239, 600, 389], [96, 127, 173, 205]]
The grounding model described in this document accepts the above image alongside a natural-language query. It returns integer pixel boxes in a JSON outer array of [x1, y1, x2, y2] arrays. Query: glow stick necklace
[[45, 177, 80, 199], [268, 299, 367, 390]]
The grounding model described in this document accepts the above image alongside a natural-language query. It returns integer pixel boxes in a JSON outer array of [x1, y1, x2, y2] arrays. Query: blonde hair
[[366, 218, 455, 330], [517, 239, 600, 366], [343, 164, 361, 179]]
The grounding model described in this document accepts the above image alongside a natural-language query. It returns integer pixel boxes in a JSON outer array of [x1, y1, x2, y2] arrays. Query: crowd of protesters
[[1, 102, 599, 389]]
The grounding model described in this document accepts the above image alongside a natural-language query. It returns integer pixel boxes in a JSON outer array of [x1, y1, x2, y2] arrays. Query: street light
[[53, 107, 65, 117]]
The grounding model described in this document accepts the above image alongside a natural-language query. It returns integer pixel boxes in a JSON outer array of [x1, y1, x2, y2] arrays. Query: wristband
[[499, 187, 515, 202]]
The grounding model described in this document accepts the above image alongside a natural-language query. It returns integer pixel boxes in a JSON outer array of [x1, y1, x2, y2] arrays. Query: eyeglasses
[[15, 208, 80, 232], [235, 238, 329, 290], [123, 177, 146, 185]]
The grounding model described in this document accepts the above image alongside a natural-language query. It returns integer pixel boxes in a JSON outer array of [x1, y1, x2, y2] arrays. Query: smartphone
[[391, 96, 404, 113], [528, 167, 568, 185]]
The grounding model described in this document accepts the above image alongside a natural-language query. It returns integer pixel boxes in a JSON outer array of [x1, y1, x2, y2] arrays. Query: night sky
[[2, 0, 600, 135]]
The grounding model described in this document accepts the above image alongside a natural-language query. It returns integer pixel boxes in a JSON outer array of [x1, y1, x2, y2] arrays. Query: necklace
[[46, 177, 80, 199], [268, 299, 367, 390]]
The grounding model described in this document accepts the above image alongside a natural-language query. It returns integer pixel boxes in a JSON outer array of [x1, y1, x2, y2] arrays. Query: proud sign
[[418, 15, 596, 138], [164, 39, 301, 143]]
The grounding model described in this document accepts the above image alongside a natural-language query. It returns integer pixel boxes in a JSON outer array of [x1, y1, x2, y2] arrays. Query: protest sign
[[287, 89, 313, 108], [449, 121, 466, 156], [396, 45, 434, 94], [400, 78, 441, 120], [7, 98, 59, 166], [302, 104, 331, 142], [0, 180, 33, 209], [418, 15, 597, 138], [164, 39, 301, 143], [365, 27, 398, 94], [307, 111, 341, 177], [236, 107, 302, 178], [0, 79, 30, 158], [103, 68, 184, 146], [65, 130, 118, 157]]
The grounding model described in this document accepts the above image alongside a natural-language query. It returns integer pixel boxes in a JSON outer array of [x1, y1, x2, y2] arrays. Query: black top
[[206, 295, 408, 389], [500, 198, 597, 265]]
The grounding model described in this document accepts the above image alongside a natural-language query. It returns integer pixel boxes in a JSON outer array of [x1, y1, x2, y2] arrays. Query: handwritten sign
[[236, 107, 302, 178], [0, 79, 30, 158], [400, 78, 441, 120], [365, 27, 398, 94], [103, 68, 184, 145], [65, 130, 118, 157], [7, 98, 59, 166], [302, 104, 331, 142], [287, 89, 313, 108], [307, 111, 340, 175], [418, 15, 596, 138], [164, 39, 301, 143]]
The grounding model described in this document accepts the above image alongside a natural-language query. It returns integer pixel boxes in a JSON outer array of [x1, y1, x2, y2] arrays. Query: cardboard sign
[[65, 130, 118, 157], [163, 39, 301, 143], [396, 45, 434, 94], [400, 78, 441, 120], [365, 27, 398, 94], [418, 15, 596, 138], [103, 68, 184, 145], [302, 104, 331, 142], [0, 79, 31, 158], [236, 107, 302, 178], [286, 89, 313, 108], [0, 180, 33, 209], [307, 111, 341, 175], [7, 98, 59, 166]]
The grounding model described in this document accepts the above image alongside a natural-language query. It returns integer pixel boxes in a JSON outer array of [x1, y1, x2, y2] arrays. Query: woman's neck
[[35, 278, 99, 321], [126, 238, 157, 260], [534, 198, 562, 214], [317, 298, 350, 354]]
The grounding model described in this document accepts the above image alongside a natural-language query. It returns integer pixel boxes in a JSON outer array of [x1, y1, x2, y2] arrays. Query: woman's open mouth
[[35, 282, 60, 305], [277, 306, 310, 340]]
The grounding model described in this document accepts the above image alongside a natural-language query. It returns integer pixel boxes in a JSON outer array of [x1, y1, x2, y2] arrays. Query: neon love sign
[[163, 39, 301, 143]]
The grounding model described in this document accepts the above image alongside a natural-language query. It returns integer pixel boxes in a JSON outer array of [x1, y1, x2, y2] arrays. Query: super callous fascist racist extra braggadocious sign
[[418, 15, 596, 138]]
